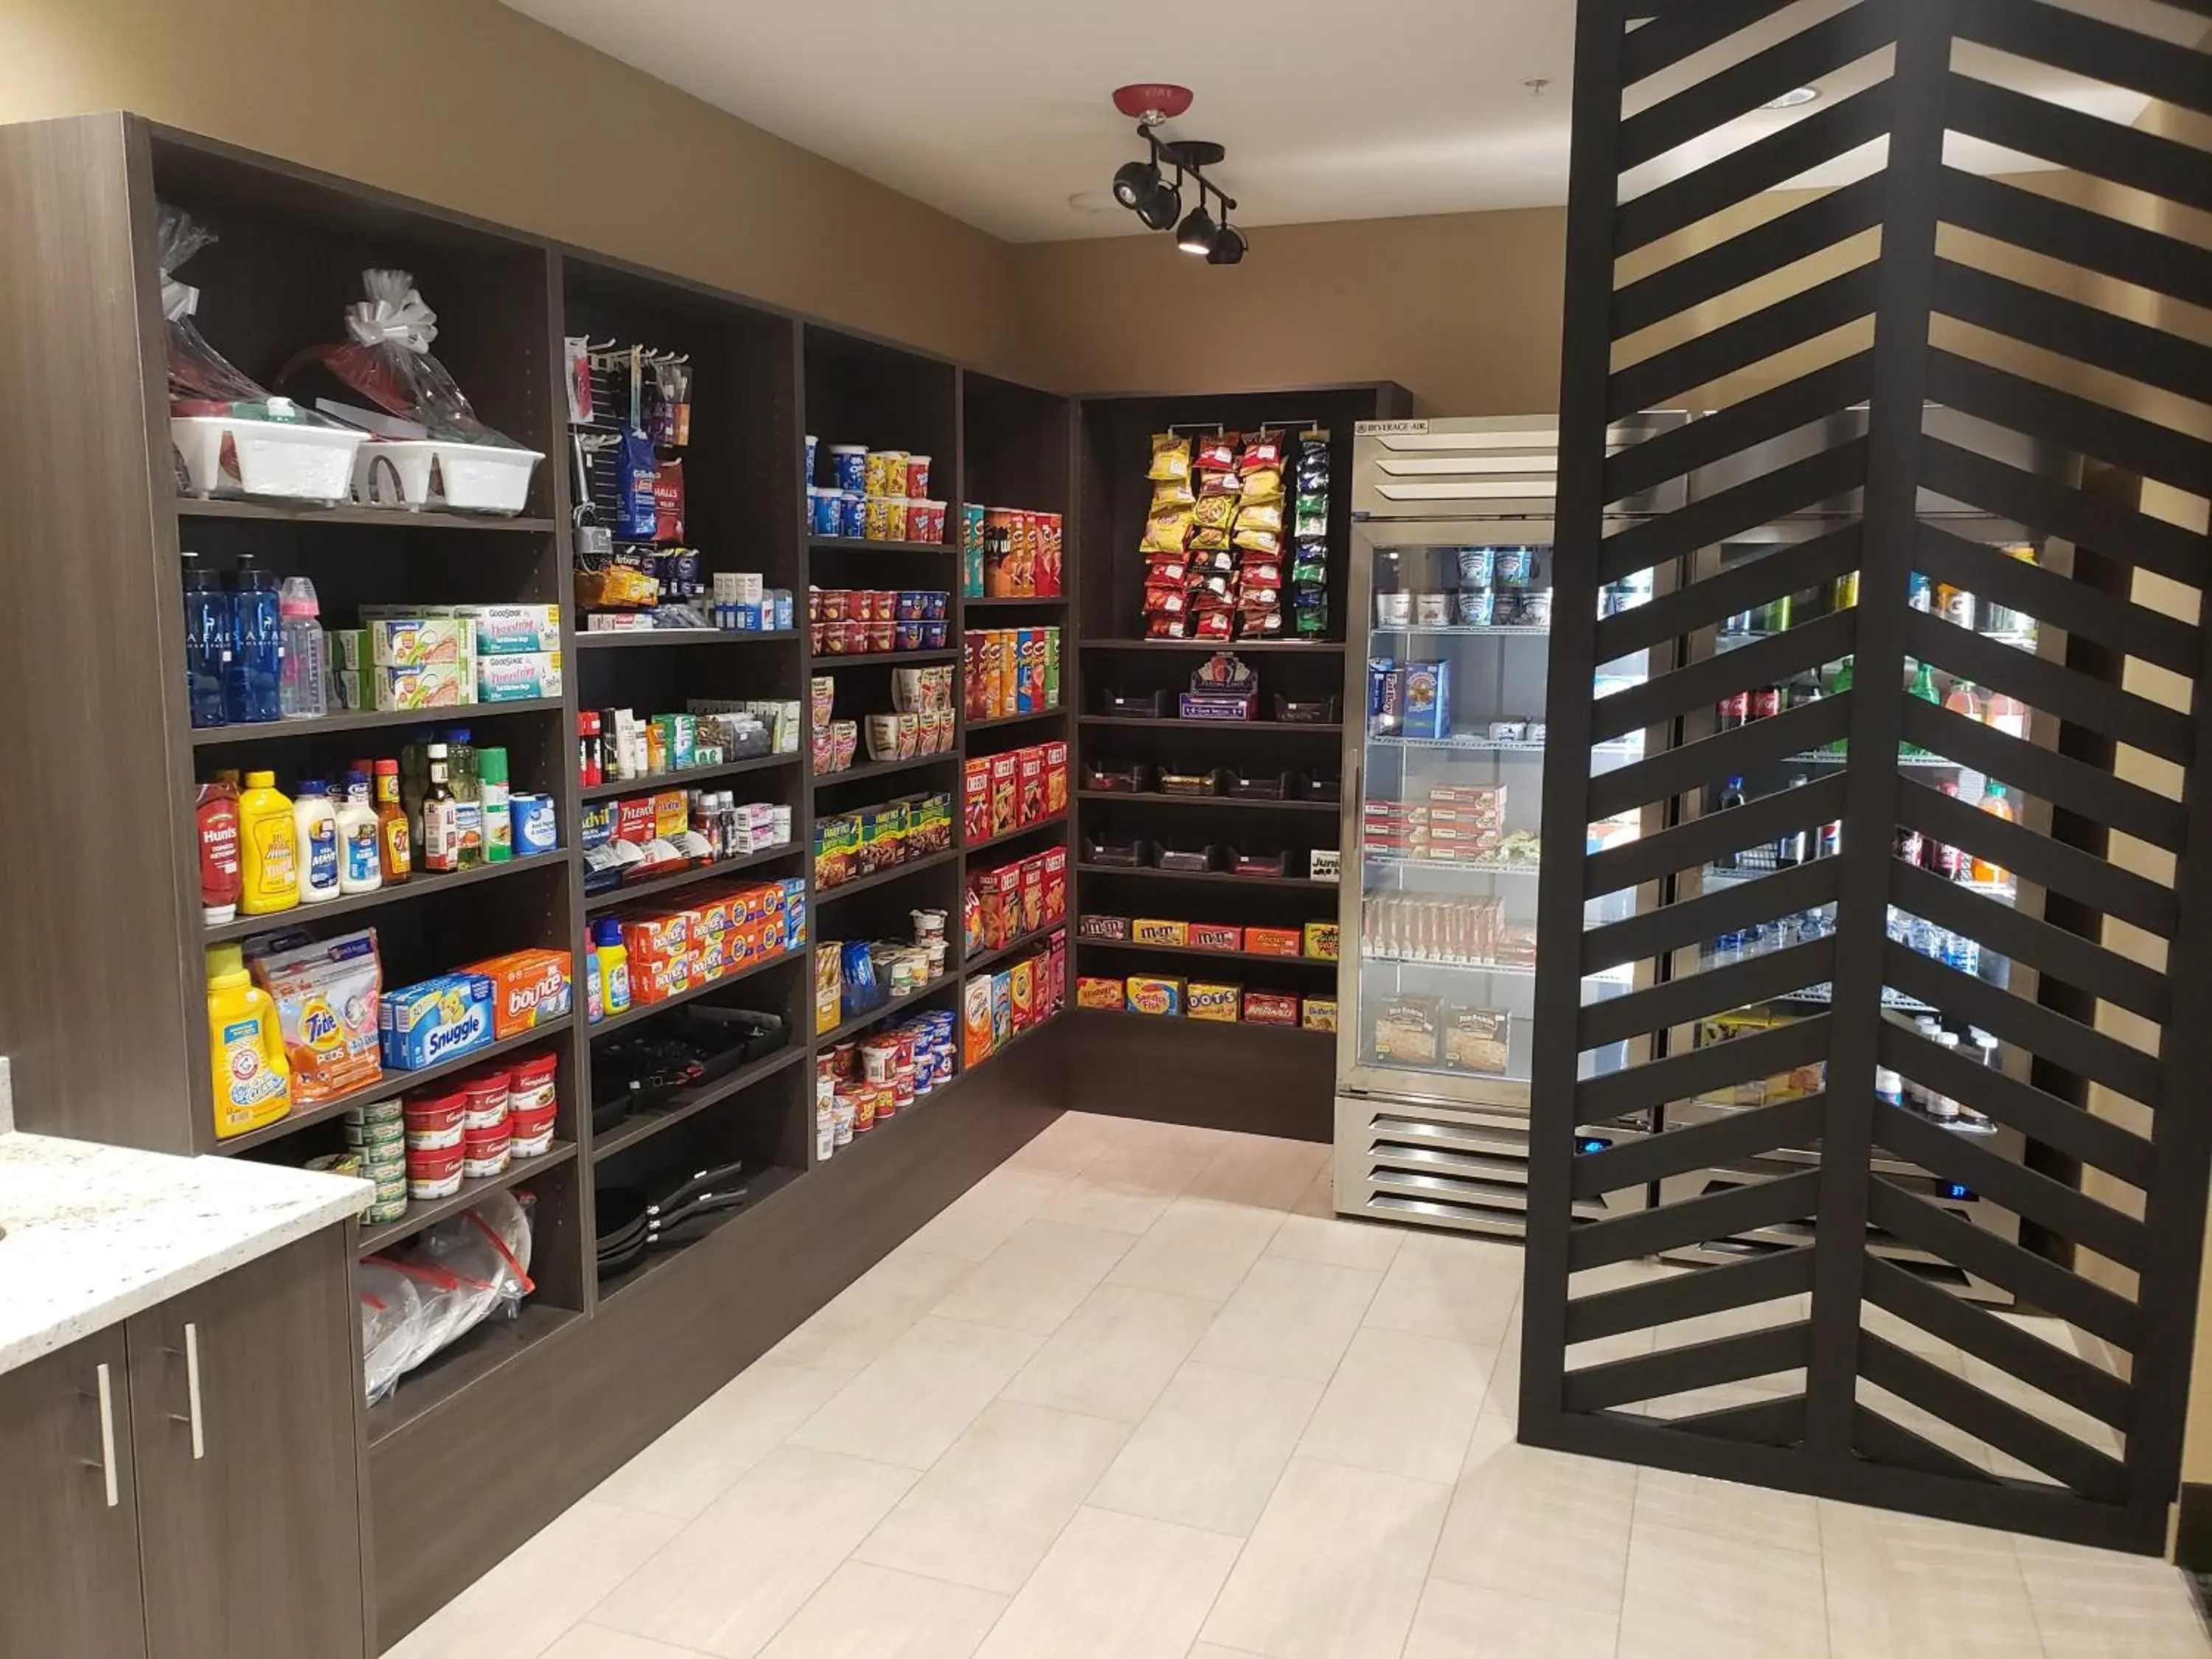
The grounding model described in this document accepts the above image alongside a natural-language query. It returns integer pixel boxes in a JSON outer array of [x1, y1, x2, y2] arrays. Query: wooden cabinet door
[[0, 1326, 150, 1659], [127, 1232, 368, 1659]]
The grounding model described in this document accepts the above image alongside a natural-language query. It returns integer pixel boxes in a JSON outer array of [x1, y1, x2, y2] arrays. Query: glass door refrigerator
[[1334, 415, 1685, 1238]]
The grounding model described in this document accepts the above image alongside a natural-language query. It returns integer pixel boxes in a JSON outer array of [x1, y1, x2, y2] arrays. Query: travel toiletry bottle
[[236, 770, 299, 914], [336, 771, 381, 895], [293, 779, 340, 903], [206, 942, 291, 1139]]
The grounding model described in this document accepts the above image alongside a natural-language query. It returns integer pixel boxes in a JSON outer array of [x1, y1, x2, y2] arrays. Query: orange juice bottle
[[1974, 781, 2014, 885]]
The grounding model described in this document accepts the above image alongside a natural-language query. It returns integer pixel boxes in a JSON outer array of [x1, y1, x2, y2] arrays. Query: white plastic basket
[[173, 411, 367, 503], [352, 439, 543, 515]]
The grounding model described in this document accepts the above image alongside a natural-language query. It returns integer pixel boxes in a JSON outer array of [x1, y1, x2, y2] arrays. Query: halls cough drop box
[[380, 973, 495, 1071]]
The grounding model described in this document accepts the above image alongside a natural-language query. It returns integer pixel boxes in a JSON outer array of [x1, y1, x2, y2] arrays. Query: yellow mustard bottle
[[206, 943, 291, 1138], [236, 769, 299, 914]]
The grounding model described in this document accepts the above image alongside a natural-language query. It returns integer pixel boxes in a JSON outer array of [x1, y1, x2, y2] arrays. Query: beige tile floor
[[389, 1112, 2211, 1659]]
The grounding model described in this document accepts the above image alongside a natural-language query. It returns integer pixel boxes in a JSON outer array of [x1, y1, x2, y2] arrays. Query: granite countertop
[[0, 1127, 370, 1375]]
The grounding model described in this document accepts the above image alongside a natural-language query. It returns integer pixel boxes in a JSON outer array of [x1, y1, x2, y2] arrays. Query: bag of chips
[[1234, 526, 1281, 557], [1148, 433, 1192, 481], [1152, 476, 1196, 509], [1196, 434, 1237, 470], [1235, 500, 1284, 535], [1239, 466, 1286, 504], [1190, 526, 1232, 553], [1141, 507, 1193, 554], [1240, 431, 1285, 471]]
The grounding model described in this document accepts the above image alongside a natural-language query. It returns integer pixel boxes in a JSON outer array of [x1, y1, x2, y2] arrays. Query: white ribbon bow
[[345, 268, 439, 352]]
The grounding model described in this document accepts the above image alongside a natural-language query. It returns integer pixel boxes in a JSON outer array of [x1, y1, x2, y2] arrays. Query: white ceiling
[[504, 0, 2202, 245]]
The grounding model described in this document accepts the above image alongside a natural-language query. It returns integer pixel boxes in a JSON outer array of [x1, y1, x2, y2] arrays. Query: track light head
[[1135, 179, 1182, 232], [1176, 204, 1217, 255], [1206, 223, 1247, 265], [1111, 159, 1160, 210]]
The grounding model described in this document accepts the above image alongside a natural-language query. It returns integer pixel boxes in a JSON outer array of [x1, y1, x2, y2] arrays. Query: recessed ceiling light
[[1762, 86, 1820, 109]]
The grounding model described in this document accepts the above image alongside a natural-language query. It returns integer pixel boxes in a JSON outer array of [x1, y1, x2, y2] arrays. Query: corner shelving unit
[[0, 111, 1074, 1648], [1064, 383, 1409, 1138]]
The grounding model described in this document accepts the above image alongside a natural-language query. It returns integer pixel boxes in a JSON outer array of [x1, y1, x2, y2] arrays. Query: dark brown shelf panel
[[580, 752, 799, 801], [1077, 937, 1340, 968], [964, 595, 1069, 609], [597, 1164, 807, 1304], [814, 750, 961, 791], [190, 698, 564, 747], [962, 920, 1067, 977], [1082, 638, 1346, 653], [368, 1304, 582, 1447], [213, 1018, 578, 1155], [809, 536, 952, 554], [1074, 1006, 1334, 1037], [583, 844, 804, 913], [813, 648, 961, 667], [591, 1046, 809, 1166], [1077, 716, 1343, 734], [175, 497, 557, 533], [957, 1006, 1064, 1074], [814, 847, 961, 904], [965, 810, 1068, 858], [357, 1141, 579, 1258], [1078, 790, 1338, 815], [575, 629, 800, 649], [813, 970, 959, 1048], [586, 947, 803, 1040], [1076, 863, 1340, 891], [967, 708, 1068, 731], [204, 850, 566, 942]]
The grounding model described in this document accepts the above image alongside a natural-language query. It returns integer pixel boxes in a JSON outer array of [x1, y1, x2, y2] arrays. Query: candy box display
[[1246, 926, 1302, 959], [1189, 923, 1243, 953], [1077, 914, 1130, 941], [380, 973, 495, 1071], [1131, 918, 1187, 947], [1304, 922, 1340, 960], [1077, 975, 1126, 1011], [1126, 975, 1184, 1017], [1187, 981, 1242, 1023], [1302, 997, 1339, 1032], [465, 948, 573, 1040], [1242, 990, 1302, 1027]]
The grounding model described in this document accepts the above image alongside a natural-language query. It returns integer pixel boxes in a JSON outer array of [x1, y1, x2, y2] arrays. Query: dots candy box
[[380, 973, 495, 1071]]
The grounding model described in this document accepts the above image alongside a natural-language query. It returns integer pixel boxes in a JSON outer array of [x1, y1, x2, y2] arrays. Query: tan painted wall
[[0, 0, 1024, 374]]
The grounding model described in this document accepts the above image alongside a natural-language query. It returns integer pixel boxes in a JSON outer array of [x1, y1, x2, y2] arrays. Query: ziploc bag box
[[379, 973, 495, 1070], [478, 650, 563, 701], [457, 603, 561, 655], [366, 616, 472, 669]]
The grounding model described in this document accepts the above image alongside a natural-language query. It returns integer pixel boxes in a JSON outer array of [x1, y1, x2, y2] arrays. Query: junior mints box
[[379, 973, 495, 1070]]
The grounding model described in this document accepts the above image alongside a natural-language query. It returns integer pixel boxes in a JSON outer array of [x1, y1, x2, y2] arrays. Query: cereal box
[[1077, 975, 1126, 1010], [1016, 747, 1046, 826], [1020, 856, 1046, 933], [1009, 958, 1037, 1029], [1304, 921, 1341, 960], [1242, 990, 1301, 1026], [462, 948, 573, 1040], [1187, 981, 1242, 1022], [1043, 741, 1070, 816], [1301, 997, 1340, 1032], [1132, 918, 1188, 947], [990, 754, 1019, 838], [963, 975, 995, 1064], [1078, 913, 1129, 941], [1189, 922, 1243, 953], [379, 973, 494, 1070], [1125, 975, 1185, 1017], [816, 945, 844, 1035], [1245, 926, 1302, 958], [1041, 846, 1068, 922]]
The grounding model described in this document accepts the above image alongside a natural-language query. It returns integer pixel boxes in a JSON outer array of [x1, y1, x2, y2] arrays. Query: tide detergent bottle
[[206, 942, 291, 1138]]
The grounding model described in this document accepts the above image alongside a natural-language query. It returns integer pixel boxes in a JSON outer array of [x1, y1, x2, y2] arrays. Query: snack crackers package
[[963, 976, 995, 1065], [1016, 747, 1046, 826], [962, 758, 992, 843], [1009, 958, 1037, 1029], [1041, 846, 1068, 922], [990, 754, 1018, 838], [1020, 857, 1046, 933], [1043, 741, 1070, 816]]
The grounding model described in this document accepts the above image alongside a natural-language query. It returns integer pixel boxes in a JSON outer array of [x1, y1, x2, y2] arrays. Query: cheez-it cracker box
[[1043, 741, 1070, 817], [964, 758, 992, 842], [1041, 846, 1068, 922]]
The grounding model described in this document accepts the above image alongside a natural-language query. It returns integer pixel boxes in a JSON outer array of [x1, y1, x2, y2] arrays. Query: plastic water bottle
[[226, 554, 282, 724], [181, 550, 230, 728], [278, 575, 327, 720]]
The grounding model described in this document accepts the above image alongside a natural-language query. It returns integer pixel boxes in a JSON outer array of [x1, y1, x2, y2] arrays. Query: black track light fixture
[[1112, 158, 1160, 210], [1175, 204, 1217, 255], [1105, 86, 1248, 265]]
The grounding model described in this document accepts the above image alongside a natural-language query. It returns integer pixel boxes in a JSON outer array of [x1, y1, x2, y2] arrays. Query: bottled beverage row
[[1707, 902, 1990, 979], [1711, 779, 2015, 886], [1720, 553, 2039, 639], [1714, 656, 2026, 748]]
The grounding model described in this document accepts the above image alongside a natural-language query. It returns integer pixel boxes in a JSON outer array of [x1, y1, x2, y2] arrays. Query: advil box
[[464, 949, 573, 1040]]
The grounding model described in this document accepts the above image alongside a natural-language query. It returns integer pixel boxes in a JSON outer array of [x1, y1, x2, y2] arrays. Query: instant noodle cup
[[830, 444, 867, 493], [838, 490, 866, 538], [905, 455, 932, 497], [908, 498, 947, 545], [809, 486, 841, 535], [864, 451, 908, 498]]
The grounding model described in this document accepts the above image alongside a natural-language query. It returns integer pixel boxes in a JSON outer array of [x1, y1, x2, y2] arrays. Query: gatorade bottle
[[236, 771, 299, 914], [206, 942, 291, 1139]]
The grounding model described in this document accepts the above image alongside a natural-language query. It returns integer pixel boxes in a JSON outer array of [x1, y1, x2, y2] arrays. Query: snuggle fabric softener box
[[379, 973, 495, 1070]]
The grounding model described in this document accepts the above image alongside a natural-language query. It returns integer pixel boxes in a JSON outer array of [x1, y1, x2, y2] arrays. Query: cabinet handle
[[94, 1362, 119, 1508], [170, 1322, 206, 1460]]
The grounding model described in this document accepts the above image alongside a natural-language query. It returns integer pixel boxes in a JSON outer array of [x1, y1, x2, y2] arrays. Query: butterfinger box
[[1302, 997, 1340, 1032], [462, 948, 573, 1040]]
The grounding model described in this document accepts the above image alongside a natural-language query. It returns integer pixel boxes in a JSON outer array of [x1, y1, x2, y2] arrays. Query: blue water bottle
[[225, 554, 282, 724], [181, 549, 230, 728]]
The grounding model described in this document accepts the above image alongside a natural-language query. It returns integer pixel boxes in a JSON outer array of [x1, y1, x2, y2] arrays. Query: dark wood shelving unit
[[357, 1141, 579, 1257], [1078, 937, 1340, 969], [1077, 863, 1341, 891], [967, 707, 1068, 731], [1079, 714, 1343, 734], [1078, 790, 1339, 815], [813, 750, 961, 791], [1084, 638, 1349, 653], [581, 844, 804, 913], [0, 111, 1080, 1652], [962, 920, 1068, 978], [813, 971, 960, 1048], [965, 810, 1070, 858], [965, 595, 1070, 610]]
